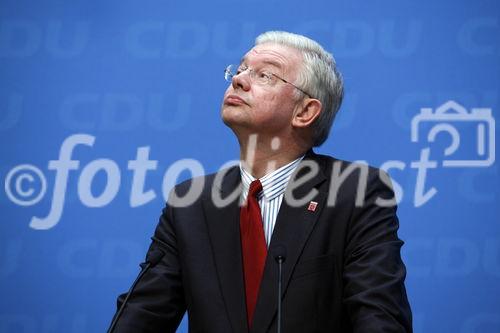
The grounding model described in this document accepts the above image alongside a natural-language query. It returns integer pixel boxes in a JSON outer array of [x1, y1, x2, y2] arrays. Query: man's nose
[[231, 70, 251, 91]]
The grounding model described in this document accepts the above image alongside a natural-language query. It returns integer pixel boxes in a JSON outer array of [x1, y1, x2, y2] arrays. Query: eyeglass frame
[[224, 64, 313, 99]]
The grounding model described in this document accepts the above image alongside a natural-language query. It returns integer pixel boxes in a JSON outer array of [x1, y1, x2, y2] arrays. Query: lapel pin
[[307, 201, 318, 212]]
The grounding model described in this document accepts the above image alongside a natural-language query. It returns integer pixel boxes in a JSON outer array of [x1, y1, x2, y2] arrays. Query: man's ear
[[291, 98, 322, 128]]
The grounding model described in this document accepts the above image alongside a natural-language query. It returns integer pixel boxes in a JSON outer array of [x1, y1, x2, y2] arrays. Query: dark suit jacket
[[114, 151, 412, 332]]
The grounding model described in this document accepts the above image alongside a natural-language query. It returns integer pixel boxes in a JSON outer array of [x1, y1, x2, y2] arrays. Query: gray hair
[[255, 31, 344, 147]]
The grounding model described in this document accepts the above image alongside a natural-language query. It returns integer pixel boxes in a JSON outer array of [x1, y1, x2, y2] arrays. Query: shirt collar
[[240, 155, 304, 201]]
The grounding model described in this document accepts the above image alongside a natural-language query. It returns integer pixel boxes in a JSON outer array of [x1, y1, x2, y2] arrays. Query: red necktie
[[240, 179, 267, 328]]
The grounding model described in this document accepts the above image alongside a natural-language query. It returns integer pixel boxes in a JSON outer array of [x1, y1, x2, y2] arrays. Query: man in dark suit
[[111, 31, 412, 332]]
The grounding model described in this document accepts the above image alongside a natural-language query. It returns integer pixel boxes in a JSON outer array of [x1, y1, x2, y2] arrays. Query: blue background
[[1, 0, 499, 332]]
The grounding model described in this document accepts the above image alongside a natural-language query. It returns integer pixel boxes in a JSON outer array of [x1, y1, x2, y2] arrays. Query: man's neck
[[239, 143, 308, 179]]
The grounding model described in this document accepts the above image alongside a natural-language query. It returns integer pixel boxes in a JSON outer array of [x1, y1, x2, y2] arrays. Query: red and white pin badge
[[307, 201, 318, 212]]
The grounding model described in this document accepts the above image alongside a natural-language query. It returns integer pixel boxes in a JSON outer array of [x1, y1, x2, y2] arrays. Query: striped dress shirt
[[240, 156, 304, 247]]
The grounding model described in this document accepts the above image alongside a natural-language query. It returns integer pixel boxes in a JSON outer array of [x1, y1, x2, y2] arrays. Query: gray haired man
[[111, 31, 412, 333]]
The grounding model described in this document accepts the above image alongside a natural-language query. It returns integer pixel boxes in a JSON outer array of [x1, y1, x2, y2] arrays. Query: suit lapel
[[251, 152, 328, 333], [202, 166, 248, 333]]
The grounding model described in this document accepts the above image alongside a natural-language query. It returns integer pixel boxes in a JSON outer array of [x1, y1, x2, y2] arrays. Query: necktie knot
[[248, 180, 263, 199]]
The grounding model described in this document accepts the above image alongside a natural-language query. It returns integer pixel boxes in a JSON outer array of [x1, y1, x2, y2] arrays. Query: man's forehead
[[240, 43, 301, 68]]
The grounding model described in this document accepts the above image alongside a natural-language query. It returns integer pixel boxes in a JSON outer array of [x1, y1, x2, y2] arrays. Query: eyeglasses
[[224, 64, 312, 98]]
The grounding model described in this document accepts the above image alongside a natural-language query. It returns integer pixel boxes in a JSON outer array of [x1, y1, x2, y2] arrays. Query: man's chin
[[221, 115, 238, 129], [221, 106, 241, 124], [221, 109, 234, 127], [221, 110, 250, 134]]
